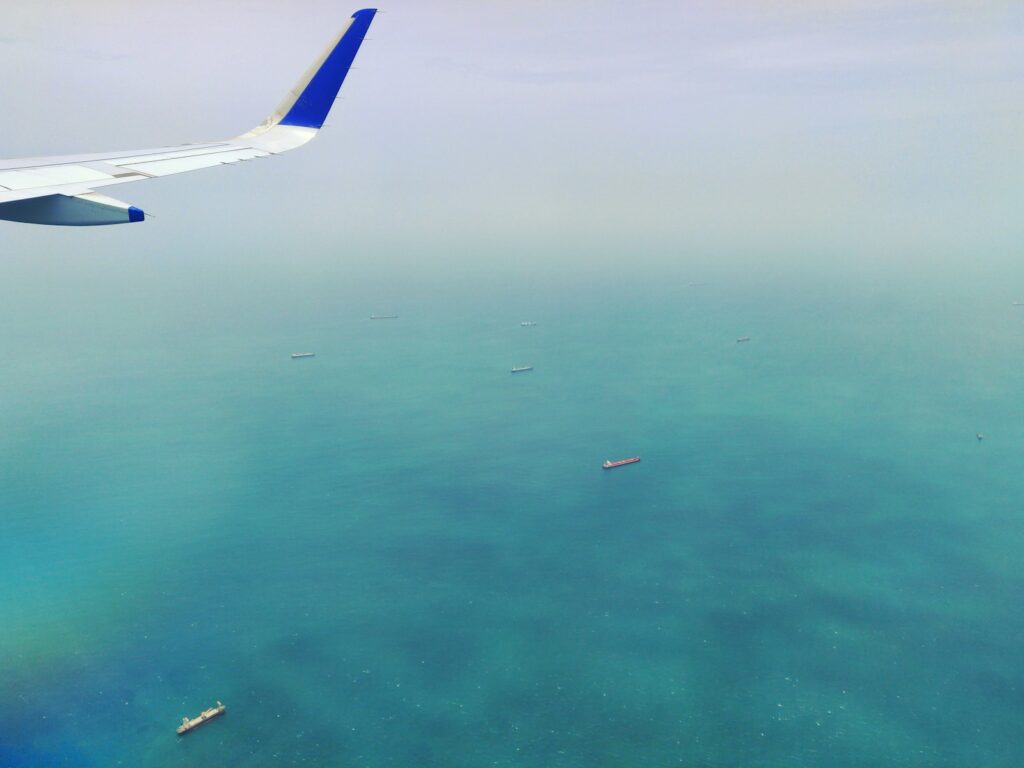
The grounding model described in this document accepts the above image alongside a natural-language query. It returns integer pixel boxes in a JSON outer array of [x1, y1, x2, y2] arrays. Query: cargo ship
[[520, 321, 537, 327], [736, 336, 751, 343], [176, 701, 225, 735], [603, 456, 640, 469], [291, 352, 315, 359], [370, 314, 398, 320], [511, 366, 533, 373]]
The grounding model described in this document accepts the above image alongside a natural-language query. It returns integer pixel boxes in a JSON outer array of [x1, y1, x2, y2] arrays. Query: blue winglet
[[128, 206, 145, 223], [279, 9, 377, 129]]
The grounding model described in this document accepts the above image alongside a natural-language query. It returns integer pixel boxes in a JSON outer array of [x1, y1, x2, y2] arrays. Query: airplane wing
[[0, 8, 376, 226]]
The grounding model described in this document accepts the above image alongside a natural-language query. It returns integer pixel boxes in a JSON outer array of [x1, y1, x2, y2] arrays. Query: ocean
[[2, 247, 1023, 766]]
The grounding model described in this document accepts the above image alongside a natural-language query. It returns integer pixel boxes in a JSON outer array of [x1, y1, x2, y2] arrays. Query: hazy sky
[[2, 1, 1023, 267]]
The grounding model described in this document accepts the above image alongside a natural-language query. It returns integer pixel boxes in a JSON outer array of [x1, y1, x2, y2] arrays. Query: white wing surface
[[0, 8, 377, 226]]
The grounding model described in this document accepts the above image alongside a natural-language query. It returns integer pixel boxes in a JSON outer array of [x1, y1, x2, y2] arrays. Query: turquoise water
[[3, 250, 1024, 766]]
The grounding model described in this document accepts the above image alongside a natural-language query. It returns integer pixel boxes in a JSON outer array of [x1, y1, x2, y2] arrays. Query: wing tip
[[275, 8, 377, 130]]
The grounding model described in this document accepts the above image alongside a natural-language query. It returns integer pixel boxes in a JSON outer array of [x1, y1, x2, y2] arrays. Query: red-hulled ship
[[603, 457, 640, 469]]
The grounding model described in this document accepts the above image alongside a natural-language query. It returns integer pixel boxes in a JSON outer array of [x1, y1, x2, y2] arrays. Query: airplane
[[0, 8, 377, 226]]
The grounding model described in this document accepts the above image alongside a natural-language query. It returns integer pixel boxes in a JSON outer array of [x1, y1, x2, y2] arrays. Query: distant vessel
[[291, 352, 315, 359], [370, 314, 398, 320], [977, 433, 984, 441], [1014, 302, 1023, 307], [176, 701, 225, 735], [736, 336, 751, 343], [511, 366, 533, 373], [520, 321, 537, 327], [603, 457, 640, 469]]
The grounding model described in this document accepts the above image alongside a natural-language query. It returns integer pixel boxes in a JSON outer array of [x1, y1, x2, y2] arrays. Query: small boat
[[511, 366, 533, 373], [977, 433, 984, 441], [290, 352, 315, 359], [520, 321, 537, 327], [603, 456, 640, 469], [736, 336, 751, 343], [370, 314, 398, 320], [176, 701, 225, 735]]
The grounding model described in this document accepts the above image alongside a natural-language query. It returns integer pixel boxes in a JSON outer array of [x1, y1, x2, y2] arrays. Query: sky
[[0, 1, 1022, 272]]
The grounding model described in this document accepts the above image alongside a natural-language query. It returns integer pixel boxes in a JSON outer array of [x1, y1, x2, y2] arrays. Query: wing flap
[[117, 147, 270, 177], [0, 166, 114, 189], [105, 144, 238, 167]]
